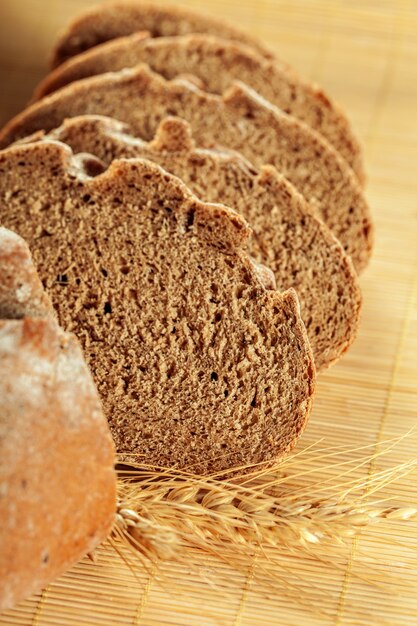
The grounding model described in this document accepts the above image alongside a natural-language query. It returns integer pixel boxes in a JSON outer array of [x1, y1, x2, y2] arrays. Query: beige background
[[1, 1, 417, 625]]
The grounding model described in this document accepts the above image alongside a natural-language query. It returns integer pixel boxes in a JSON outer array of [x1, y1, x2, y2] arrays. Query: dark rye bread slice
[[0, 66, 373, 272], [36, 33, 363, 179], [0, 226, 53, 319], [51, 1, 274, 67], [35, 115, 362, 371], [0, 229, 116, 611], [0, 140, 315, 474]]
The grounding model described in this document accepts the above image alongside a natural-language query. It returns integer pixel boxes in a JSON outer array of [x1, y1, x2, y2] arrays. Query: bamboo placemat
[[1, 1, 417, 624]]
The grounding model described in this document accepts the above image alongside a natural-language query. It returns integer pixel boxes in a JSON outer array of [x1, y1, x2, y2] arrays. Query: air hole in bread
[[185, 209, 195, 231], [167, 363, 177, 378], [56, 273, 68, 285], [83, 158, 105, 178]]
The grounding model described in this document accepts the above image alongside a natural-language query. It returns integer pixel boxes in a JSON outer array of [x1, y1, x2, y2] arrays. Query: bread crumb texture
[[0, 65, 373, 271], [41, 114, 362, 371], [37, 32, 363, 178], [0, 140, 315, 474]]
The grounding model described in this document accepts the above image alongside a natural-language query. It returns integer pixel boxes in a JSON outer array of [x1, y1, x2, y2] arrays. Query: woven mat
[[1, 1, 417, 624]]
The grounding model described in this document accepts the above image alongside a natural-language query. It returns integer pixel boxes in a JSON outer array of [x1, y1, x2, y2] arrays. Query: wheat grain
[[114, 471, 417, 559], [109, 435, 417, 612]]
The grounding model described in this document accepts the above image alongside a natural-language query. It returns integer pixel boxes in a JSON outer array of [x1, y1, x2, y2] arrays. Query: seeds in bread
[[0, 226, 53, 319], [0, 65, 373, 272], [0, 231, 116, 611], [51, 0, 274, 67], [36, 33, 363, 179], [0, 140, 315, 473], [37, 114, 361, 371]]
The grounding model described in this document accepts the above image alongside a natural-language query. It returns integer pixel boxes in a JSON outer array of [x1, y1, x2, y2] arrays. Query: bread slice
[[36, 33, 363, 179], [33, 114, 361, 371], [0, 229, 116, 611], [0, 140, 315, 473], [0, 226, 53, 319], [0, 65, 373, 272], [51, 1, 274, 67]]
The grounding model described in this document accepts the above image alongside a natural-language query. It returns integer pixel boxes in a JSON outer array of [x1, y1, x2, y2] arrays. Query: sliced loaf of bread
[[51, 1, 274, 67], [0, 140, 315, 474], [37, 33, 362, 179], [0, 65, 373, 271], [35, 114, 361, 371], [0, 228, 116, 611]]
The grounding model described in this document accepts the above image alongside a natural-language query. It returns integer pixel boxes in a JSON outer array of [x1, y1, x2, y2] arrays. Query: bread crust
[[0, 140, 315, 474], [36, 114, 362, 371], [0, 228, 117, 611], [0, 65, 373, 271], [51, 1, 274, 67], [0, 319, 116, 611], [0, 227, 54, 319], [36, 32, 363, 180]]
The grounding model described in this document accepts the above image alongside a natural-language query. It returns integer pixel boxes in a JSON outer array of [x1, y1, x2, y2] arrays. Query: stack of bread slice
[[0, 2, 375, 610], [0, 2, 372, 475]]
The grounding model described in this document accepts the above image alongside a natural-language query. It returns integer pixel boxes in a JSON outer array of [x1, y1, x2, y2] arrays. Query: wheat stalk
[[114, 473, 417, 556], [105, 434, 417, 617], [112, 438, 417, 558]]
